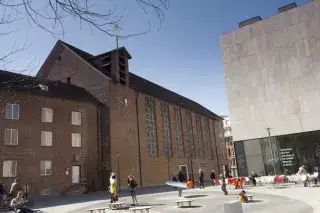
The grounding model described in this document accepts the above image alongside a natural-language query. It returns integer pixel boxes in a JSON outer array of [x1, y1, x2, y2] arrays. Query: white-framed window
[[71, 111, 81, 126], [40, 160, 52, 176], [5, 103, 19, 119], [4, 129, 18, 145], [2, 160, 17, 177], [41, 131, 53, 146], [42, 108, 53, 123], [71, 133, 81, 147]]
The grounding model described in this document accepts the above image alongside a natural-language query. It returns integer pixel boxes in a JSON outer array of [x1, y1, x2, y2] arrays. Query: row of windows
[[5, 104, 82, 126], [2, 160, 52, 177], [145, 96, 218, 160], [3, 129, 82, 147]]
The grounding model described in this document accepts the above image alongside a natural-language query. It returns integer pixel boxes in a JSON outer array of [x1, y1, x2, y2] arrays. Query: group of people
[[0, 178, 34, 213], [109, 172, 139, 206]]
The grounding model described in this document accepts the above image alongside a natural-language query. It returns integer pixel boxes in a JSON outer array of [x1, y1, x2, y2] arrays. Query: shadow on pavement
[[32, 185, 175, 209], [184, 195, 208, 198], [247, 200, 264, 203], [180, 205, 201, 208]]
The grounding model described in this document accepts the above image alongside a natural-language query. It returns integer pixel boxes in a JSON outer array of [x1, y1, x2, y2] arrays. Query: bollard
[[224, 201, 243, 213]]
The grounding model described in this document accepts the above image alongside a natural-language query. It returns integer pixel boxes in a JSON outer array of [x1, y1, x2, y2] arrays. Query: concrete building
[[222, 115, 238, 177], [221, 1, 320, 176], [38, 40, 228, 190]]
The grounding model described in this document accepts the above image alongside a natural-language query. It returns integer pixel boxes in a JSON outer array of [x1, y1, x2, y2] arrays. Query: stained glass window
[[204, 118, 213, 159], [160, 102, 172, 157], [145, 96, 158, 157], [185, 111, 195, 159], [195, 115, 205, 159], [173, 107, 184, 158]]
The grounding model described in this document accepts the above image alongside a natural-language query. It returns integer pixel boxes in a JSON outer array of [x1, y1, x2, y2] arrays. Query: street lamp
[[266, 128, 277, 175], [116, 152, 120, 191]]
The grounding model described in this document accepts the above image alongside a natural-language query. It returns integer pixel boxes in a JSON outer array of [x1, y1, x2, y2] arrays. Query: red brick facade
[[38, 41, 228, 190], [0, 90, 99, 195]]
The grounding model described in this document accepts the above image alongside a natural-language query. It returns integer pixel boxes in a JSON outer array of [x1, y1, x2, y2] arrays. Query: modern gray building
[[221, 1, 320, 176]]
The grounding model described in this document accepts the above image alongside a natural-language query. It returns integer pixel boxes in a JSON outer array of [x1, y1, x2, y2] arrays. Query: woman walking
[[109, 173, 118, 203], [127, 175, 138, 206]]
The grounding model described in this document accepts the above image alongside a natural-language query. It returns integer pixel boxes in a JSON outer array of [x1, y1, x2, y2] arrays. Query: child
[[238, 190, 248, 203], [187, 178, 193, 188]]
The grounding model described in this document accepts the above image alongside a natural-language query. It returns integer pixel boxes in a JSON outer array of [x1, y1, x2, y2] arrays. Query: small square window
[[40, 160, 52, 176], [3, 160, 17, 177], [71, 111, 81, 126], [5, 103, 19, 119], [4, 129, 18, 145], [71, 133, 81, 147], [41, 131, 53, 146], [42, 108, 53, 123]]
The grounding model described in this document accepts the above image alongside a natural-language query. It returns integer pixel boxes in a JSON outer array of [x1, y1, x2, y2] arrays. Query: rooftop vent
[[238, 16, 262, 28], [278, 2, 297, 13]]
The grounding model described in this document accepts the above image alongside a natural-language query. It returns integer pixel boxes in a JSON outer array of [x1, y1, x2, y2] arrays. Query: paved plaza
[[36, 185, 317, 213]]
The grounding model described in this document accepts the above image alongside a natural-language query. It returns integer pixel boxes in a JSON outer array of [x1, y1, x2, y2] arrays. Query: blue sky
[[0, 0, 310, 115]]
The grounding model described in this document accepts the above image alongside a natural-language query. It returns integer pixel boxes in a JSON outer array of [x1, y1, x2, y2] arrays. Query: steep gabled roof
[[57, 40, 222, 120], [0, 70, 98, 104]]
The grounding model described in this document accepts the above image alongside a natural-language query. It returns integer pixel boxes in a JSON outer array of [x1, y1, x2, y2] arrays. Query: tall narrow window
[[195, 115, 205, 159], [174, 107, 184, 158], [2, 160, 17, 177], [145, 96, 157, 157], [204, 118, 213, 159], [40, 160, 52, 176], [160, 102, 172, 157], [42, 108, 53, 123], [4, 129, 18, 145], [185, 111, 195, 159], [71, 111, 82, 126], [72, 133, 82, 147], [5, 103, 19, 119], [41, 131, 53, 146]]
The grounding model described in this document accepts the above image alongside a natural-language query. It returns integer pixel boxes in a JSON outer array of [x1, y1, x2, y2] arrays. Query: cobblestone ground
[[60, 186, 312, 213]]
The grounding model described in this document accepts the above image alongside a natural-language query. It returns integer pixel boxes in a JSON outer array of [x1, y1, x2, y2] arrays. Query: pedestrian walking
[[178, 171, 185, 182], [199, 169, 205, 189], [127, 175, 138, 206], [0, 182, 5, 205], [210, 170, 216, 186], [9, 178, 22, 199], [109, 173, 118, 203], [220, 174, 228, 195]]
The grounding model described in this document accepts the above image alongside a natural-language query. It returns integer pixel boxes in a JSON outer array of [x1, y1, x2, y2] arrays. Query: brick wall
[[0, 91, 98, 196]]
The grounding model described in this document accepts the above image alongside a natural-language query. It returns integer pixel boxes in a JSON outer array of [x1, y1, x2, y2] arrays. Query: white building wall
[[221, 1, 320, 141]]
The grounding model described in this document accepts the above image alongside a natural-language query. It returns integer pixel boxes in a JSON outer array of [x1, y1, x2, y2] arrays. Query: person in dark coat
[[199, 169, 205, 189], [250, 170, 258, 186], [178, 171, 185, 182], [210, 170, 216, 186]]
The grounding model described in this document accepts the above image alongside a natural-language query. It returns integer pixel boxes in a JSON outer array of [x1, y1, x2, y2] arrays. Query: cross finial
[[114, 24, 121, 50]]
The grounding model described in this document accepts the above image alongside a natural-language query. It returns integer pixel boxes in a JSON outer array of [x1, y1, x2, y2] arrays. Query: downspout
[[135, 92, 143, 187], [211, 120, 221, 174], [97, 103, 102, 190]]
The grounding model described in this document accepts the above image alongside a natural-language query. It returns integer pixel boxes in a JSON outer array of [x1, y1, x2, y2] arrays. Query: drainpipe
[[211, 120, 221, 174], [135, 92, 143, 187], [97, 104, 102, 190]]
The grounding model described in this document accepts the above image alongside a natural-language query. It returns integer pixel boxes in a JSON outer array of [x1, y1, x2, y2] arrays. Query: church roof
[[0, 70, 98, 104], [60, 40, 222, 120]]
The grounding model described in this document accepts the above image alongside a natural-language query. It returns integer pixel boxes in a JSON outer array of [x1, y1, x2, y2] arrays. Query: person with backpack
[[127, 175, 138, 206]]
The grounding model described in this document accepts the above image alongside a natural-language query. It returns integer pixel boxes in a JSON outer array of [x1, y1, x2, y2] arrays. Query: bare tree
[[0, 0, 170, 38]]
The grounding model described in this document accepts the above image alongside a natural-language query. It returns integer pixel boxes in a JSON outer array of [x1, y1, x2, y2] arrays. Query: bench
[[87, 206, 109, 213], [109, 202, 127, 210], [246, 194, 254, 202], [173, 199, 194, 208], [129, 206, 153, 213]]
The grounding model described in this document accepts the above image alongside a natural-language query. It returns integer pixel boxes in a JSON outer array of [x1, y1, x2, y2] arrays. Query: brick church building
[[38, 40, 227, 191]]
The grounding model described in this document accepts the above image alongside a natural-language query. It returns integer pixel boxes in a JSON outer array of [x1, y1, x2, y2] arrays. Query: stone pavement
[[60, 185, 314, 213]]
